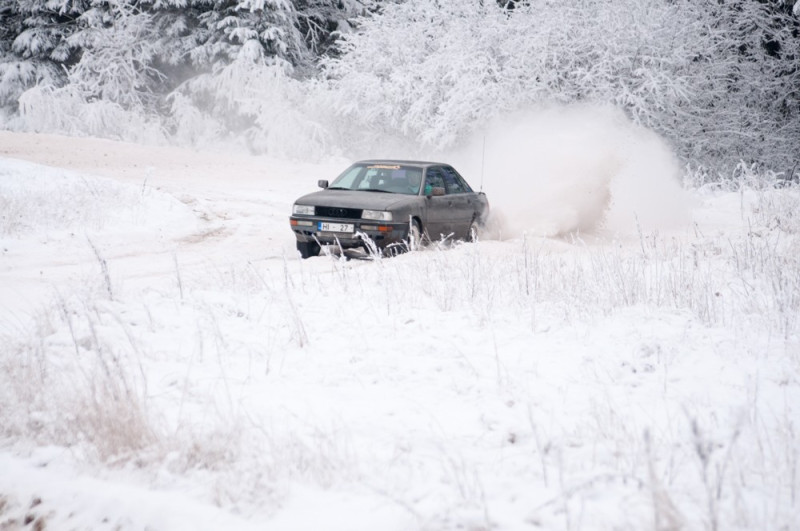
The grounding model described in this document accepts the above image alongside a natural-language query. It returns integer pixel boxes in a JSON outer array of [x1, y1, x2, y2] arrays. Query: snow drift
[[0, 158, 195, 238]]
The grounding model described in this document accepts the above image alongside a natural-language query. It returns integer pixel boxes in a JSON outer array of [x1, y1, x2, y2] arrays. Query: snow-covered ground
[[1, 131, 798, 530]]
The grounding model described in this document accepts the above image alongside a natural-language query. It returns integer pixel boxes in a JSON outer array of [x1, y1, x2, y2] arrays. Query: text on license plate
[[318, 222, 354, 233]]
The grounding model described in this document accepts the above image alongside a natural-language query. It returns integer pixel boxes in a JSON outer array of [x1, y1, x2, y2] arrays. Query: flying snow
[[454, 105, 689, 239]]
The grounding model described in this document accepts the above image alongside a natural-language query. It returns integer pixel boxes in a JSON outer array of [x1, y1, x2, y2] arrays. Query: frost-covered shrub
[[17, 84, 166, 143], [65, 7, 165, 111], [0, 60, 64, 113], [169, 41, 332, 159]]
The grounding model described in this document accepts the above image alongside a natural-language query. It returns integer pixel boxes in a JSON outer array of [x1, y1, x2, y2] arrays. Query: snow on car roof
[[354, 159, 447, 168]]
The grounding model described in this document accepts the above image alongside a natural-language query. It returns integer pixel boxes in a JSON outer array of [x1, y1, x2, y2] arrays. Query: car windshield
[[329, 164, 423, 196]]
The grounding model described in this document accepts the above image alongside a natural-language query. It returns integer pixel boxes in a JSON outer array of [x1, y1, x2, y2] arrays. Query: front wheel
[[297, 240, 321, 259], [408, 220, 423, 251]]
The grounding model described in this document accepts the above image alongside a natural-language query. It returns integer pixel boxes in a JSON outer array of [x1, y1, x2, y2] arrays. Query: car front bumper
[[289, 217, 411, 248]]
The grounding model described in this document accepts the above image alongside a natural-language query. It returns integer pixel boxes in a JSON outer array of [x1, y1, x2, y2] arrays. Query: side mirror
[[318, 179, 329, 189], [428, 186, 445, 197]]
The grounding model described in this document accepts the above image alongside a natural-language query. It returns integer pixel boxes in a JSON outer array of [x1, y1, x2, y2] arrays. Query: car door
[[440, 166, 475, 239], [422, 167, 455, 240]]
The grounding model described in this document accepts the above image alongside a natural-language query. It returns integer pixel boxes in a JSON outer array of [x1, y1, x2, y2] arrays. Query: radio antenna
[[479, 135, 486, 193]]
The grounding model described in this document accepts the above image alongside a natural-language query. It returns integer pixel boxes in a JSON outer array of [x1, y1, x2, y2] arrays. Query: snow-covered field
[[1, 130, 798, 530]]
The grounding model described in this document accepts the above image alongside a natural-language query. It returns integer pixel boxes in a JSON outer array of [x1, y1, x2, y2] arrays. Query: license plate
[[318, 222, 354, 233]]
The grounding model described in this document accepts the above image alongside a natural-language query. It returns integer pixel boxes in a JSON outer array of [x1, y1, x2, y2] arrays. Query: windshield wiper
[[361, 188, 393, 193], [326, 186, 349, 190]]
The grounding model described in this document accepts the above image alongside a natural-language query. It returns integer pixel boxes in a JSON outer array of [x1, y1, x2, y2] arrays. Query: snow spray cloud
[[453, 105, 688, 239]]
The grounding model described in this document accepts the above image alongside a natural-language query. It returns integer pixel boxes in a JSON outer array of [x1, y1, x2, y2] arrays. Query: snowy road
[[0, 131, 348, 313]]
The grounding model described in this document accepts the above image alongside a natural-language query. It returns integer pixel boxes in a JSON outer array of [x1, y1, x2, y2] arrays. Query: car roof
[[354, 160, 449, 169]]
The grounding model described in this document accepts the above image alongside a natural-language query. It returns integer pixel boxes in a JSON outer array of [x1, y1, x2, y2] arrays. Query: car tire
[[408, 220, 423, 251], [297, 240, 321, 259], [467, 220, 479, 243]]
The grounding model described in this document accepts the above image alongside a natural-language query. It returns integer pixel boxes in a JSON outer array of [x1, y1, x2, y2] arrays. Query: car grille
[[315, 206, 363, 219]]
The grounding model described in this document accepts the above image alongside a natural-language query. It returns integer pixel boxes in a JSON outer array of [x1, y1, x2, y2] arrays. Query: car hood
[[295, 189, 414, 210]]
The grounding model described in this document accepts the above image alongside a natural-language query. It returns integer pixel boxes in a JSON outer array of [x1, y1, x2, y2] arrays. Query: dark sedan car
[[289, 160, 490, 258]]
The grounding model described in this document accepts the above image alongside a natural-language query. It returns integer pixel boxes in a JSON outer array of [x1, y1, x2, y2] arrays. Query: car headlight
[[362, 210, 393, 221], [293, 204, 315, 215]]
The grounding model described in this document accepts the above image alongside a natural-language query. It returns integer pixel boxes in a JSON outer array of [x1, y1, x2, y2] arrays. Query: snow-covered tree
[[293, 0, 380, 58], [157, 0, 379, 154], [0, 0, 83, 112], [2, 0, 796, 170], [2, 0, 376, 142], [321, 0, 800, 172], [167, 40, 332, 157]]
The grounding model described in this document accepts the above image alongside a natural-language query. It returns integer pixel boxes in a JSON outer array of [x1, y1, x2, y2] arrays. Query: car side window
[[446, 167, 473, 193], [441, 167, 471, 194], [425, 168, 447, 194]]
